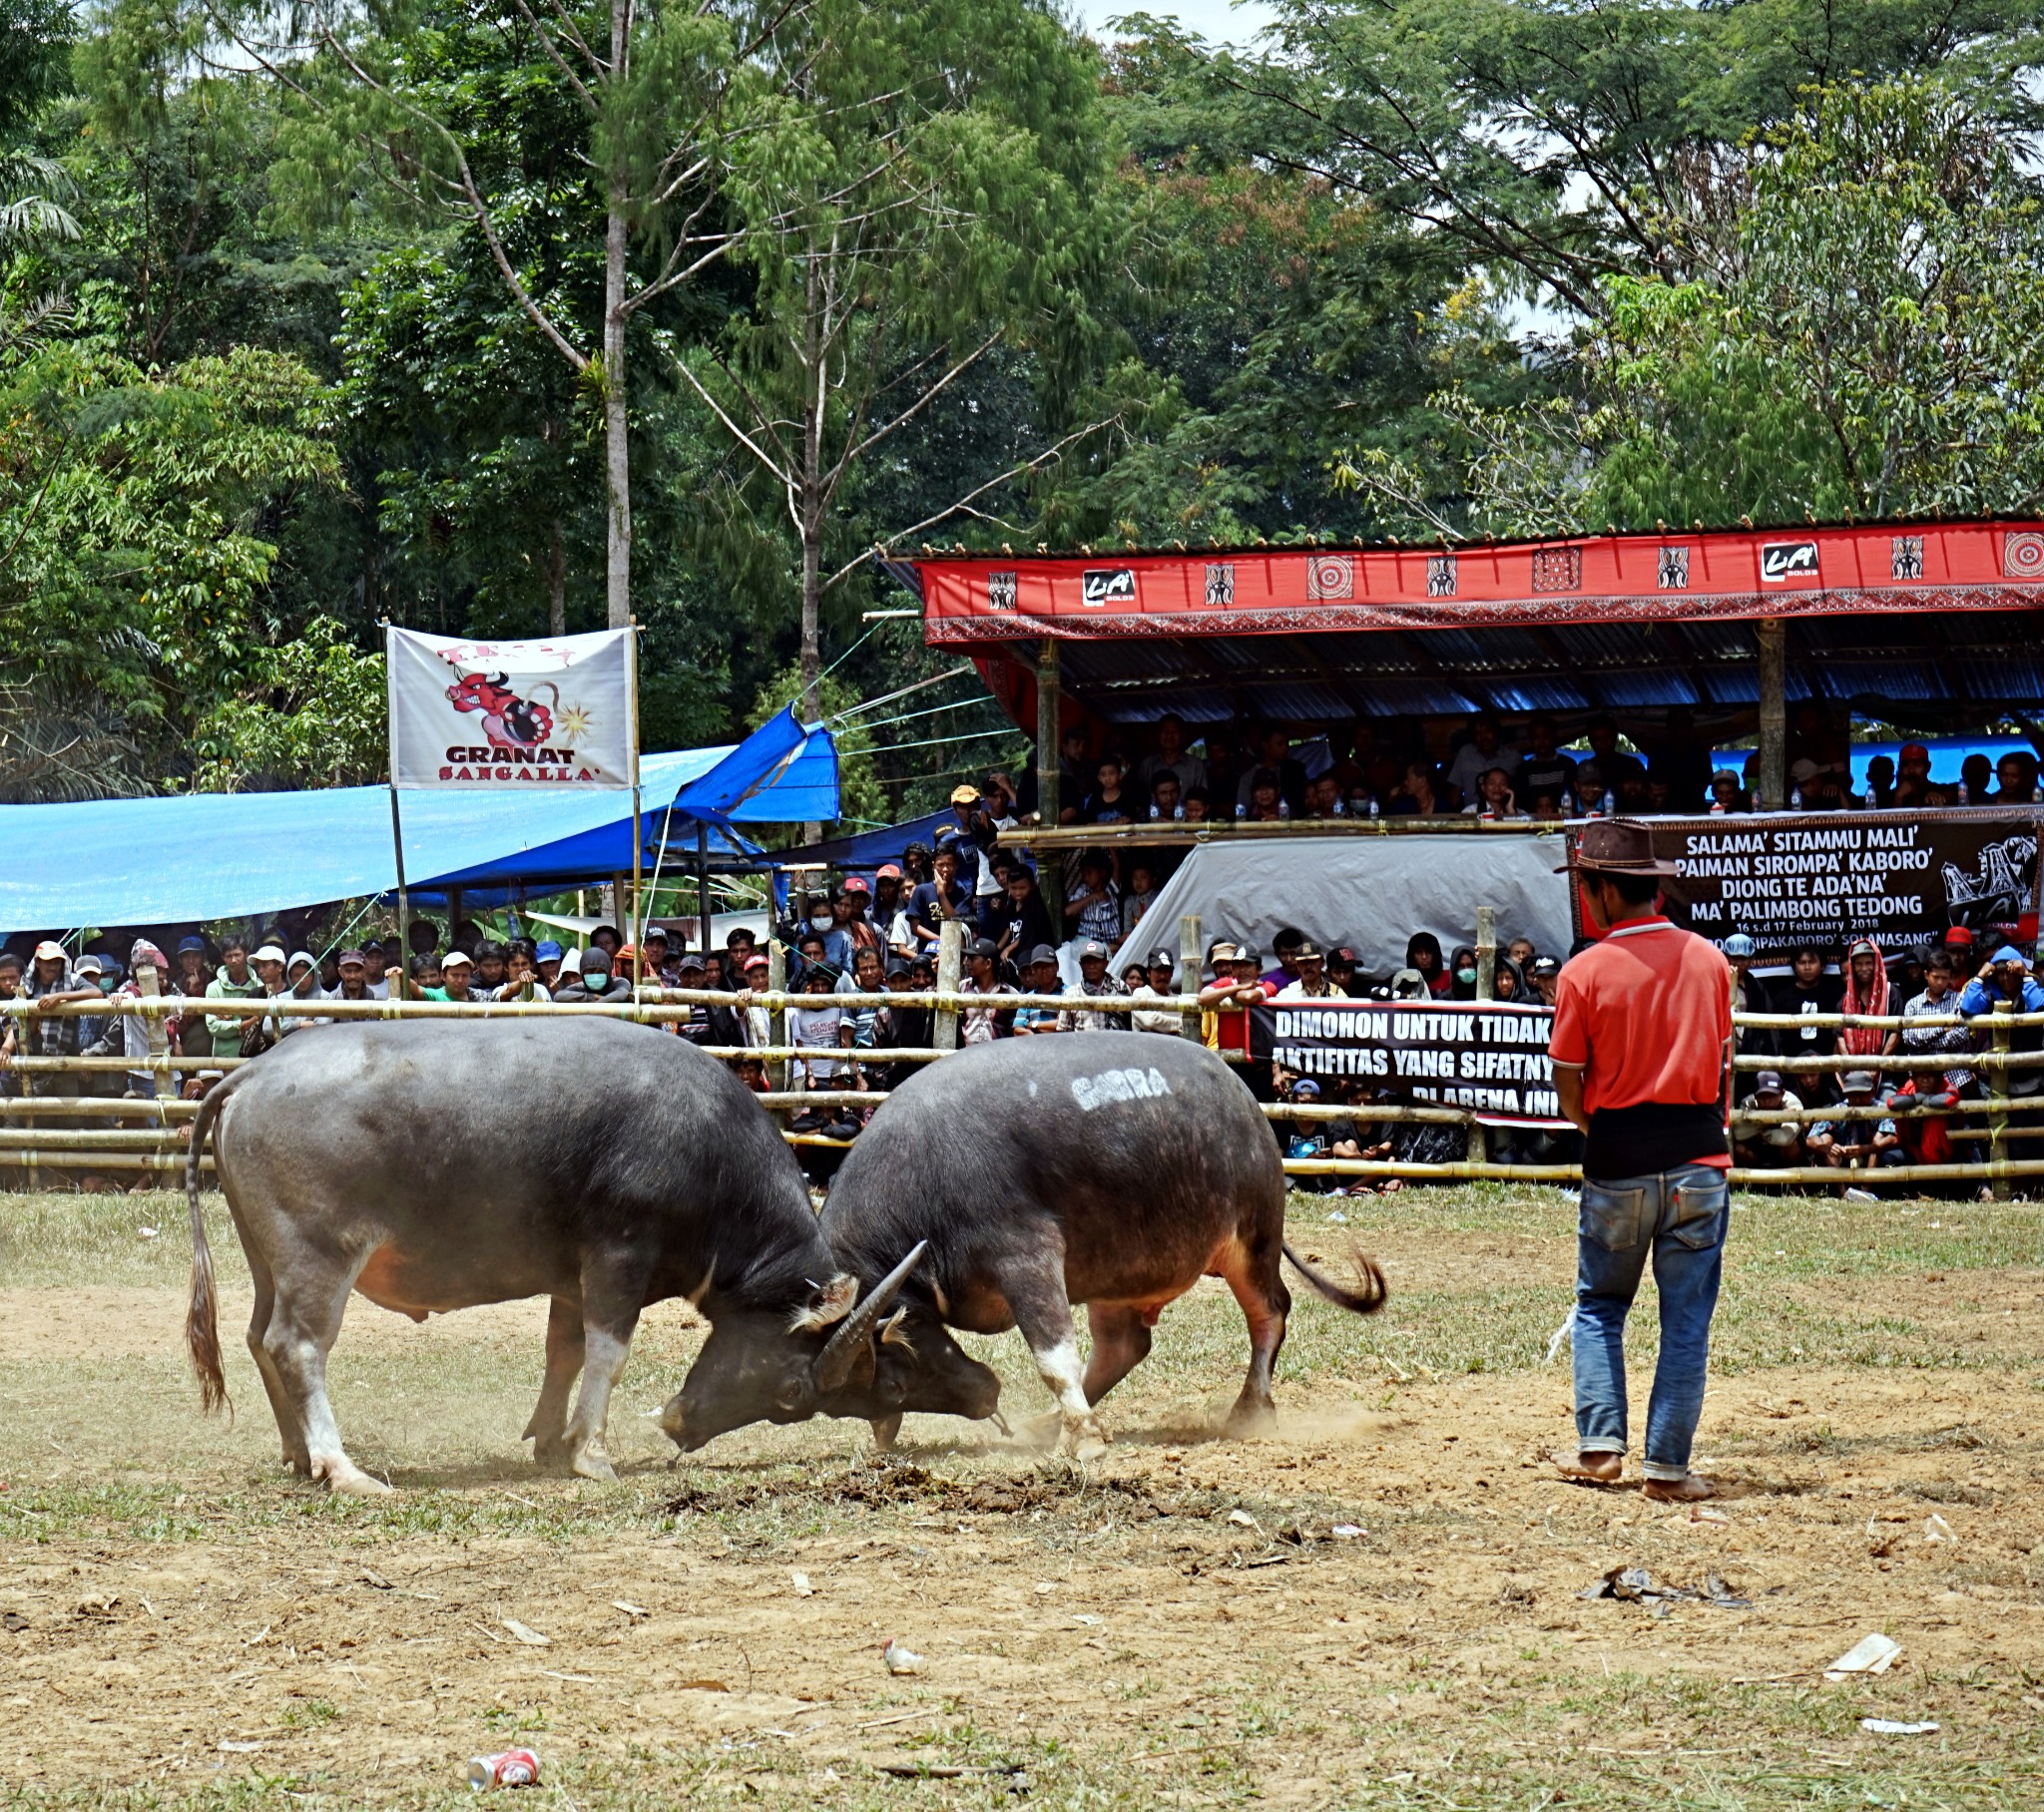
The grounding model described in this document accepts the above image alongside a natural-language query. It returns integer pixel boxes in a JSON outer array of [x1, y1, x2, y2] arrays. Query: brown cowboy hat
[[1555, 818, 1681, 877]]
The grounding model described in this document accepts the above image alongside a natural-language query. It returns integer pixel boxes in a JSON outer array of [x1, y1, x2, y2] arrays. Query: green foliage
[[1356, 81, 2044, 537], [186, 617, 385, 791], [0, 341, 344, 773], [747, 659, 884, 833]]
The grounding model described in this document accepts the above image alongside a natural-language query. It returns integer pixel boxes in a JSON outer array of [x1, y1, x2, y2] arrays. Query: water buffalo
[[813, 1033, 1387, 1455], [184, 1020, 922, 1492]]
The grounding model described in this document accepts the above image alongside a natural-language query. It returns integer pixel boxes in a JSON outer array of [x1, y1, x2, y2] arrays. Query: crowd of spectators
[[1725, 930, 2043, 1199], [3, 703, 2038, 1190], [1030, 706, 2043, 840]]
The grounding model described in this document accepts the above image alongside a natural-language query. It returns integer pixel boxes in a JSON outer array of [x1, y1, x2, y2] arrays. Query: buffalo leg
[[1082, 1303, 1155, 1407], [244, 1244, 309, 1475], [1218, 1237, 1289, 1435], [261, 1248, 389, 1497], [560, 1259, 646, 1483], [1003, 1264, 1108, 1459], [523, 1296, 586, 1470]]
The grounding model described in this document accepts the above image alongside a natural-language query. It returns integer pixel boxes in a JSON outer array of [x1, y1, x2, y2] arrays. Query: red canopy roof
[[884, 522, 2044, 729], [900, 521, 2044, 642]]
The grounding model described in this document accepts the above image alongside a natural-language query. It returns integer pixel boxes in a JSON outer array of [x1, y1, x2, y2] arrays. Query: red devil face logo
[[446, 672, 557, 751]]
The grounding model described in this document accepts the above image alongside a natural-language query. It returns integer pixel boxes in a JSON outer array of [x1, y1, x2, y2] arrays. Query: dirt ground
[[3, 1187, 2043, 1809]]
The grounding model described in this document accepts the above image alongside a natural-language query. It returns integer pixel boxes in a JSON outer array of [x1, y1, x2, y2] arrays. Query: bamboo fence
[[2, 918, 2039, 1192]]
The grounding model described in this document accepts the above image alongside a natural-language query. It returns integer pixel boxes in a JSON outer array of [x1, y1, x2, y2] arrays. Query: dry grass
[[3, 1184, 2043, 1809]]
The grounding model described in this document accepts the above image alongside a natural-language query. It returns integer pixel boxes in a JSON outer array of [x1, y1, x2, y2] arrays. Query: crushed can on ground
[[468, 1748, 541, 1789]]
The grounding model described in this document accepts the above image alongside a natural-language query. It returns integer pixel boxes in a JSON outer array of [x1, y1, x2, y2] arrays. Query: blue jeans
[[1573, 1163, 1729, 1480]]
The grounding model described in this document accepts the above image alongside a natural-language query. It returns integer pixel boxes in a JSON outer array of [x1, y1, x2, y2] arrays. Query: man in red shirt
[[1549, 820, 1734, 1504]]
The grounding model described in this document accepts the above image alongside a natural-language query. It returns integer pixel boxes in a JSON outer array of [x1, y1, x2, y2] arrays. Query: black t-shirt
[[1515, 752, 1578, 803], [1767, 974, 1843, 1058]]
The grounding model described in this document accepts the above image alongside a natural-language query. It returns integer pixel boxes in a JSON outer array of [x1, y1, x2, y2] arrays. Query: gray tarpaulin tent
[[1112, 833, 1574, 977]]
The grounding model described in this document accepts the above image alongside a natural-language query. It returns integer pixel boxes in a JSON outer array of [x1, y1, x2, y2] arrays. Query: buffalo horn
[[813, 1241, 928, 1392]]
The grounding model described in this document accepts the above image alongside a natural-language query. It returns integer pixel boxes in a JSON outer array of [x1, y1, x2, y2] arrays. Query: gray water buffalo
[[184, 1020, 922, 1492], [813, 1033, 1386, 1456]]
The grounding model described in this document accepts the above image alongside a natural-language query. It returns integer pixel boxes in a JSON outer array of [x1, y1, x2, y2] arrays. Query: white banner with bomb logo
[[387, 627, 634, 789]]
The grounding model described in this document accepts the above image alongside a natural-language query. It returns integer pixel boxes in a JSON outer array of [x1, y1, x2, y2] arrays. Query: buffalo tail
[[1282, 1241, 1387, 1316], [185, 1074, 244, 1416]]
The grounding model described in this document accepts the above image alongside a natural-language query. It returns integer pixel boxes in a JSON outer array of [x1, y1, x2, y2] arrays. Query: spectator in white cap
[[432, 949, 479, 1003], [18, 941, 101, 1103], [1129, 947, 1183, 1034], [1057, 938, 1128, 1033]]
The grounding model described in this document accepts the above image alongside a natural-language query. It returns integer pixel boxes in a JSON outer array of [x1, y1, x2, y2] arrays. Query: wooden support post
[[766, 940, 788, 1099], [935, 919, 963, 1052], [1758, 617, 1787, 810], [1470, 904, 1496, 1161], [1179, 913, 1203, 1040], [1991, 998, 2013, 1200], [1036, 638, 1062, 925]]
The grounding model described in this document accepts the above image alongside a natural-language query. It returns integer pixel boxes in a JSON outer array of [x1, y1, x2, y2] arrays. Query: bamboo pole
[[1991, 999, 2014, 1201], [999, 817, 1565, 850], [1178, 913, 1202, 1043], [934, 920, 962, 1053], [766, 941, 787, 1099], [1035, 638, 1062, 925]]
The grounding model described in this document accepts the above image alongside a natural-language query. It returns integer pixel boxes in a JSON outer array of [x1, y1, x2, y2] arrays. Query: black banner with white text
[[1251, 1000, 1566, 1127], [1605, 811, 2044, 963]]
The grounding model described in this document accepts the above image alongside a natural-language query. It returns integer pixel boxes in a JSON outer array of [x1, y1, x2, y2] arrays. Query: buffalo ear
[[788, 1272, 858, 1333], [879, 1307, 915, 1352], [813, 1242, 928, 1393]]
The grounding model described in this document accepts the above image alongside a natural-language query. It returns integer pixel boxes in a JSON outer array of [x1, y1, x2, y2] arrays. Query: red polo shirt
[[1549, 915, 1733, 1168]]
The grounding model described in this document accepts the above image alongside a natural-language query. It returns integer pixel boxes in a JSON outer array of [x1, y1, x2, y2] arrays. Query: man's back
[[1550, 920, 1731, 1119]]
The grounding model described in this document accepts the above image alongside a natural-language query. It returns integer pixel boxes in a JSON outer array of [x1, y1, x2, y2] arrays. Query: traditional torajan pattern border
[[901, 523, 2044, 643], [921, 584, 2044, 643]]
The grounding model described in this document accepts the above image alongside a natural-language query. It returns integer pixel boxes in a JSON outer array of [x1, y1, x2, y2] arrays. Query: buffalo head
[[813, 1304, 1002, 1428], [659, 1242, 928, 1451]]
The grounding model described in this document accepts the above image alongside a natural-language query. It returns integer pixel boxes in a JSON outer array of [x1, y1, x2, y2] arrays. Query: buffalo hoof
[[569, 1448, 618, 1484], [1021, 1409, 1065, 1449], [1222, 1399, 1278, 1440], [530, 1438, 573, 1475], [316, 1461, 392, 1498], [869, 1415, 903, 1452]]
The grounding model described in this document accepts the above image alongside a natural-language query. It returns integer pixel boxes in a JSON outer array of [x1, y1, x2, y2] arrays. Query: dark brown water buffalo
[[183, 1020, 921, 1492], [812, 1033, 1387, 1456]]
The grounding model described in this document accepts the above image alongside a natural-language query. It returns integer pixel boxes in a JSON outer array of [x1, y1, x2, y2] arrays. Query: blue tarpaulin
[[0, 709, 835, 933]]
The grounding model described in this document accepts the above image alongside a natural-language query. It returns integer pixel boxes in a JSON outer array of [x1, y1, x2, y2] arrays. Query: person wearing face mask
[[1448, 946, 1481, 1001], [803, 893, 854, 972]]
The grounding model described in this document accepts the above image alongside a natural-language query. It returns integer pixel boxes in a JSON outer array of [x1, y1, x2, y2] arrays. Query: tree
[[0, 341, 343, 787], [126, 0, 774, 632], [187, 617, 385, 789], [1350, 82, 2044, 537], [1156, 0, 2044, 315], [679, 0, 1131, 727]]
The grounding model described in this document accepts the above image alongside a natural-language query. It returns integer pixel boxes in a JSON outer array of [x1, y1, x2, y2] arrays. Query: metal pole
[[1036, 638, 1062, 925], [388, 784, 410, 1003], [1992, 998, 2013, 1200], [1178, 912, 1203, 1041], [1757, 617, 1787, 810], [628, 619, 644, 985], [935, 919, 963, 1052], [697, 822, 713, 962]]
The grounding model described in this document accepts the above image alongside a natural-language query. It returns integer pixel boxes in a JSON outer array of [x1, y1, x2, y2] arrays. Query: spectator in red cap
[[833, 876, 883, 963]]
